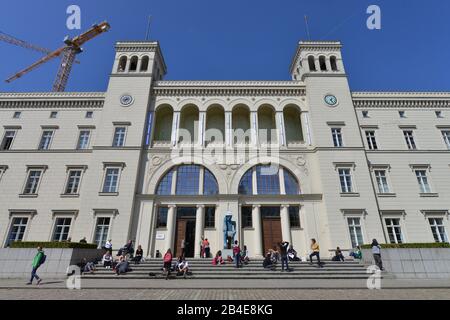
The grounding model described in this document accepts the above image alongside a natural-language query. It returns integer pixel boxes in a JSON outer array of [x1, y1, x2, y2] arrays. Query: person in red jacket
[[163, 249, 173, 280], [233, 240, 241, 268]]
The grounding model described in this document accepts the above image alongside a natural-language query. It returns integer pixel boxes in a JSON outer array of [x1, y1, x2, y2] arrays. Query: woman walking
[[371, 239, 384, 271]]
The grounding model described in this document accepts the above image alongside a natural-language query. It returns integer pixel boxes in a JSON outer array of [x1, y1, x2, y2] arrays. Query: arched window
[[238, 165, 300, 195], [283, 105, 303, 144], [258, 105, 277, 144], [284, 169, 300, 195], [153, 105, 173, 142], [129, 56, 138, 72], [118, 56, 127, 72], [232, 105, 251, 145], [308, 56, 316, 72], [205, 105, 225, 145], [156, 165, 219, 195], [140, 56, 150, 72], [238, 169, 253, 195], [156, 168, 173, 195], [319, 56, 327, 71], [179, 105, 199, 144], [204, 169, 219, 195], [330, 56, 338, 71]]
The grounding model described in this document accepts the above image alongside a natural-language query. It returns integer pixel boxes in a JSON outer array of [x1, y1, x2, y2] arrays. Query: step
[[82, 274, 375, 280]]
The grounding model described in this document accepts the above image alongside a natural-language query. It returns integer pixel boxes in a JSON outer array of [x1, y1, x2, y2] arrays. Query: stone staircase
[[82, 258, 376, 280]]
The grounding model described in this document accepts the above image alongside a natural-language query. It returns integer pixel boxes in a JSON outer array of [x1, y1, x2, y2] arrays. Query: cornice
[[152, 81, 306, 97], [0, 92, 104, 109], [352, 91, 450, 109]]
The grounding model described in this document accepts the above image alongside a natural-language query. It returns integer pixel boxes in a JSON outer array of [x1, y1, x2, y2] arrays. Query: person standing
[[200, 236, 205, 258], [163, 249, 173, 280], [279, 241, 291, 272], [181, 239, 186, 257], [203, 238, 210, 258], [232, 240, 241, 268], [26, 246, 45, 285], [371, 239, 384, 271], [309, 239, 323, 268]]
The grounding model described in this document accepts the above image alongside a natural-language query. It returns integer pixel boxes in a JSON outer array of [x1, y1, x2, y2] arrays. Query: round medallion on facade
[[120, 94, 134, 107], [324, 94, 338, 107]]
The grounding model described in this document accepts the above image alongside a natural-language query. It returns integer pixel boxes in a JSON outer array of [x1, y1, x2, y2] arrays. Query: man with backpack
[[26, 246, 45, 285]]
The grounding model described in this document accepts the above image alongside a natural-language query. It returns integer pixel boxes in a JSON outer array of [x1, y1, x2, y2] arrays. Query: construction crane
[[3, 21, 110, 92]]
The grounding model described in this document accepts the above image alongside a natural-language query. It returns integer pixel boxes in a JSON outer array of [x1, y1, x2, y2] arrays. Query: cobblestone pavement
[[0, 288, 449, 300]]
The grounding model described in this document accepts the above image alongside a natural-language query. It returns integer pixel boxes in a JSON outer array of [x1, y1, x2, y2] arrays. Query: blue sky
[[0, 0, 449, 92]]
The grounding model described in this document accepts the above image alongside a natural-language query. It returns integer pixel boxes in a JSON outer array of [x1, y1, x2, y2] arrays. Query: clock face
[[324, 95, 338, 107], [120, 95, 134, 107]]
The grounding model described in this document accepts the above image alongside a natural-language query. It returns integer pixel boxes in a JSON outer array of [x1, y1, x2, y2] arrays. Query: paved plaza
[[0, 278, 449, 300]]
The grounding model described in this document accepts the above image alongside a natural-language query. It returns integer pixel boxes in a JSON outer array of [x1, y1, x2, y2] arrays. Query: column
[[275, 111, 286, 146], [135, 200, 154, 256], [325, 58, 332, 73], [165, 205, 177, 251], [252, 205, 263, 257], [280, 205, 292, 244], [198, 111, 206, 147], [171, 111, 180, 147], [301, 112, 312, 146], [194, 205, 205, 257], [250, 111, 258, 146], [225, 111, 232, 147]]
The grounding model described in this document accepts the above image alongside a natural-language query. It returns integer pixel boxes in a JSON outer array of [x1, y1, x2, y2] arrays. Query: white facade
[[0, 41, 449, 258]]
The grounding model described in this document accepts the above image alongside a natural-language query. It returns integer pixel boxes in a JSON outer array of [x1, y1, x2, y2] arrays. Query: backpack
[[39, 254, 47, 266]]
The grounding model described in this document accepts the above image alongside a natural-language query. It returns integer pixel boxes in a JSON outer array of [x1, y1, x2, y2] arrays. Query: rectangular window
[[415, 170, 432, 193], [399, 111, 406, 118], [204, 206, 216, 228], [338, 168, 353, 193], [52, 217, 72, 242], [102, 168, 120, 193], [429, 218, 448, 243], [64, 170, 82, 195], [331, 128, 343, 147], [374, 170, 390, 193], [365, 131, 378, 150], [6, 217, 28, 246], [347, 217, 364, 248], [94, 217, 111, 248], [23, 170, 43, 194], [241, 206, 253, 228], [112, 127, 126, 147], [13, 111, 21, 119], [442, 131, 450, 149], [435, 111, 443, 118], [289, 206, 301, 228], [38, 130, 54, 150], [77, 130, 91, 150], [403, 130, 417, 150], [85, 111, 93, 119], [156, 207, 168, 228], [362, 111, 369, 118], [1, 131, 16, 150], [385, 218, 403, 244], [50, 111, 58, 119]]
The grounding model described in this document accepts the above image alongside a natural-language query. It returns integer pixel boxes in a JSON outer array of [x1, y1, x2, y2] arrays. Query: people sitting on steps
[[350, 246, 362, 260], [132, 245, 144, 265], [102, 251, 113, 268], [287, 245, 301, 262], [268, 248, 279, 265], [80, 258, 96, 274], [263, 252, 276, 271], [309, 238, 324, 268], [175, 256, 190, 278], [212, 250, 225, 265], [241, 245, 250, 264], [115, 256, 131, 275], [332, 247, 345, 262]]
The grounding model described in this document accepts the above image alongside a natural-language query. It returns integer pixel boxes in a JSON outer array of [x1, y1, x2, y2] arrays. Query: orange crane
[[2, 21, 110, 92]]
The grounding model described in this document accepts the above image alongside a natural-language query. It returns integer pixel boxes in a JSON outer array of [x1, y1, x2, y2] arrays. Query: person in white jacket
[[102, 251, 113, 268]]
